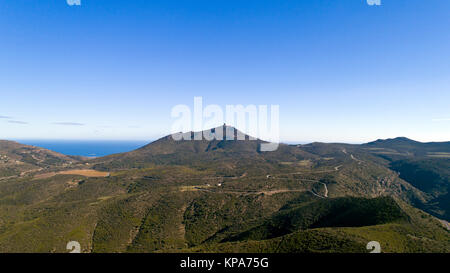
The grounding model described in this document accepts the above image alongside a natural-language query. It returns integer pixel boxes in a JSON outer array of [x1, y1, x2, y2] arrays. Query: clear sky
[[0, 0, 449, 143]]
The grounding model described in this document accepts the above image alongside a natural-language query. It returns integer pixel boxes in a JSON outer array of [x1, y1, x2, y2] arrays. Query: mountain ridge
[[0, 129, 449, 253]]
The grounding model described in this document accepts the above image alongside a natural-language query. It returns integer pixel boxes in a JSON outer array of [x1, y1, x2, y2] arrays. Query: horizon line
[[3, 136, 449, 146]]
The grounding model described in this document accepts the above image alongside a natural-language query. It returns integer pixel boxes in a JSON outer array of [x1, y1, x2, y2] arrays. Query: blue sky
[[0, 0, 449, 143]]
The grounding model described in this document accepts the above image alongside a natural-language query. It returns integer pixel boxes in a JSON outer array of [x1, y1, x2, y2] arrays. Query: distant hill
[[361, 137, 450, 221], [364, 137, 450, 157], [92, 125, 317, 175], [0, 140, 80, 178]]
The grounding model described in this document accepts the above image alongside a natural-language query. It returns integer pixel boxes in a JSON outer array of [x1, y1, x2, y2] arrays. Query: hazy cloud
[[53, 122, 85, 126], [8, 120, 28, 124], [0, 115, 11, 119]]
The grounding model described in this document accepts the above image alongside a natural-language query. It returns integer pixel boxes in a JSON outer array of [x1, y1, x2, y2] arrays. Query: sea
[[16, 140, 151, 157]]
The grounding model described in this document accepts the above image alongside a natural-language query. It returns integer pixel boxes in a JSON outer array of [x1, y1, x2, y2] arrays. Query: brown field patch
[[58, 169, 110, 177], [297, 160, 313, 167], [32, 172, 57, 180], [179, 185, 211, 192], [34, 169, 110, 180]]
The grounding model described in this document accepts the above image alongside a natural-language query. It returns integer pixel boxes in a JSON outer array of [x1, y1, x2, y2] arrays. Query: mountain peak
[[367, 137, 419, 145], [166, 124, 258, 143]]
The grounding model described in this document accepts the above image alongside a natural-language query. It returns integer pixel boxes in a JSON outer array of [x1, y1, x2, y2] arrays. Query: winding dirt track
[[201, 165, 341, 198]]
